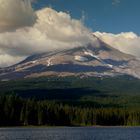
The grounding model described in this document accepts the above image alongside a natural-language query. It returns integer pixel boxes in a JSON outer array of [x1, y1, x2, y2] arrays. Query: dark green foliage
[[1, 75, 140, 126], [1, 75, 140, 97], [0, 95, 140, 126], [1, 75, 140, 109], [0, 95, 22, 126]]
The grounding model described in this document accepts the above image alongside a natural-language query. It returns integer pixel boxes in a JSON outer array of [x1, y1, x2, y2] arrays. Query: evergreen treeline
[[0, 95, 140, 126]]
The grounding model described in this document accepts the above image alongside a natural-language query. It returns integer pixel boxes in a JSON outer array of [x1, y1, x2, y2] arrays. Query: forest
[[1, 75, 140, 126], [0, 95, 140, 126]]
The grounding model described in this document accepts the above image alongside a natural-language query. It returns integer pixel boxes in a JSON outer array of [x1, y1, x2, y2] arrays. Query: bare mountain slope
[[0, 36, 140, 80]]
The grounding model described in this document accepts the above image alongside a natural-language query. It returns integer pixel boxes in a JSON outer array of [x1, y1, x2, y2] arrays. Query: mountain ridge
[[0, 35, 140, 80]]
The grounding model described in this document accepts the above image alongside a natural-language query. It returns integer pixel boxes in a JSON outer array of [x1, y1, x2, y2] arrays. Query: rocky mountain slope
[[0, 36, 140, 80]]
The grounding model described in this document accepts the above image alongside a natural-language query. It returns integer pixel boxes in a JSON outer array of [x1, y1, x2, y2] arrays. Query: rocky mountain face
[[0, 36, 140, 80]]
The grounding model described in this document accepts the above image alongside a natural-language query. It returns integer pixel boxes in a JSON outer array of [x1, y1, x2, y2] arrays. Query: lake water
[[0, 127, 140, 140]]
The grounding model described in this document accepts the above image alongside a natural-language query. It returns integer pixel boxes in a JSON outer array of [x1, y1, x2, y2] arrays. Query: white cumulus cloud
[[0, 54, 25, 67], [1, 0, 140, 68], [0, 0, 36, 32], [94, 32, 140, 58], [0, 0, 95, 67]]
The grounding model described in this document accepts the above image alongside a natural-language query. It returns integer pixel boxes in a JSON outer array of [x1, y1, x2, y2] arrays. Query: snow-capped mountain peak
[[0, 35, 140, 80]]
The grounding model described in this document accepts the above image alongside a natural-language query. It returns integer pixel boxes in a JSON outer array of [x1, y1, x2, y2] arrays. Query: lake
[[0, 127, 140, 140]]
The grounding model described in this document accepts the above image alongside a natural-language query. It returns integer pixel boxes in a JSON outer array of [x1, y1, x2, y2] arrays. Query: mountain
[[0, 35, 140, 80]]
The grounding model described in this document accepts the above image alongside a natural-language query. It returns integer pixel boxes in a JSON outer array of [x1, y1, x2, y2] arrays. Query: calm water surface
[[0, 127, 140, 140]]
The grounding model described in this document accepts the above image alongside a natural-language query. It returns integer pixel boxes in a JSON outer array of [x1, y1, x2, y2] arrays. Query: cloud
[[0, 0, 95, 67], [2, 0, 139, 68], [94, 31, 140, 58], [0, 55, 25, 67], [0, 0, 36, 32], [112, 0, 120, 6]]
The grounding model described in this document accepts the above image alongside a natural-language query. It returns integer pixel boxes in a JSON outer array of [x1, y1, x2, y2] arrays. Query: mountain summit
[[0, 35, 140, 80]]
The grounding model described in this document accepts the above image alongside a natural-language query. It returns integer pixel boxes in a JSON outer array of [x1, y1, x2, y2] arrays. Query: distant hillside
[[1, 75, 140, 108]]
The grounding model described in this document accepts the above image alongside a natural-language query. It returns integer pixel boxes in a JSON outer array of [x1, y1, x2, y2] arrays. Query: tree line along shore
[[0, 95, 140, 126]]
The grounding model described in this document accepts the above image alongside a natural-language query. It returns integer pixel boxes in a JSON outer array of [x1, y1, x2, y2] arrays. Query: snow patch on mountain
[[74, 55, 88, 62], [84, 51, 99, 59], [84, 50, 113, 68], [47, 57, 53, 66]]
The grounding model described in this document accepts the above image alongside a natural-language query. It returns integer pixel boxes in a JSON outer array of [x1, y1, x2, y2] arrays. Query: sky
[[0, 0, 140, 67], [33, 0, 140, 35]]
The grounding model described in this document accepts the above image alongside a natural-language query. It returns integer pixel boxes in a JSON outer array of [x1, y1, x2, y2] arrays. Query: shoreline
[[0, 125, 140, 128]]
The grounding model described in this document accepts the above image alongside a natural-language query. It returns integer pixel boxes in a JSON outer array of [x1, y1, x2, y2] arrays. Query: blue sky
[[33, 0, 140, 35]]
